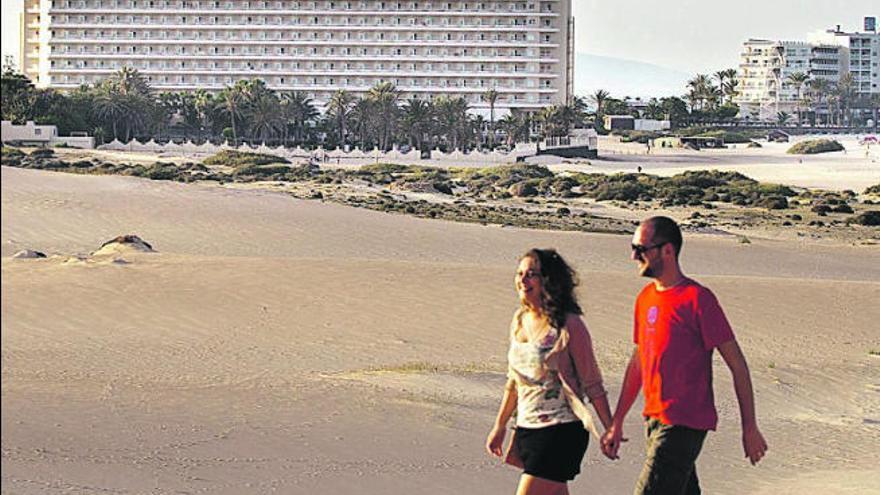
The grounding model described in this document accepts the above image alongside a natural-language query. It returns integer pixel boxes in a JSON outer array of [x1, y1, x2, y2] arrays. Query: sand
[[2, 165, 880, 494], [549, 136, 880, 193]]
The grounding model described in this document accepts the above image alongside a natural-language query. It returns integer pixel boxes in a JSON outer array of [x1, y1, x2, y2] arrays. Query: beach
[[2, 148, 880, 494]]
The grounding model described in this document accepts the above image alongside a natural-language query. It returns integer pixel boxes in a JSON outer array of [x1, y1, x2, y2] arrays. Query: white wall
[[53, 136, 95, 149], [634, 119, 671, 131], [1, 120, 57, 143]]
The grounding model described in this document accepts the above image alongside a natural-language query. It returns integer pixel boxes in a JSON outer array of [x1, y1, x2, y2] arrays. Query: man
[[601, 216, 768, 494]]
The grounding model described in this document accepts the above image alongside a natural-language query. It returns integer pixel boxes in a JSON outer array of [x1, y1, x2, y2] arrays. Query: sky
[[572, 0, 877, 74], [2, 0, 877, 94]]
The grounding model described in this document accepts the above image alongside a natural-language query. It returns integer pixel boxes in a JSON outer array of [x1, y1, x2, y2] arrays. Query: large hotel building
[[735, 16, 878, 120], [19, 0, 574, 116]]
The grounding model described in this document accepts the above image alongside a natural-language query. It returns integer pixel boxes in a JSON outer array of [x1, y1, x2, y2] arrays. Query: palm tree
[[154, 91, 181, 140], [722, 78, 740, 106], [687, 74, 714, 111], [787, 72, 810, 125], [538, 104, 576, 138], [193, 89, 215, 141], [590, 89, 610, 116], [498, 110, 531, 147], [714, 70, 728, 98], [401, 98, 434, 152], [101, 67, 153, 141], [433, 95, 470, 150], [642, 98, 662, 120], [217, 83, 245, 145], [571, 95, 590, 128], [326, 89, 354, 146], [279, 91, 318, 146], [835, 73, 856, 126], [248, 93, 283, 144], [109, 66, 151, 98], [366, 82, 400, 151], [348, 97, 374, 149], [482, 88, 499, 148], [871, 94, 880, 130], [93, 89, 128, 141], [716, 69, 738, 104], [807, 78, 832, 125], [776, 111, 791, 126]]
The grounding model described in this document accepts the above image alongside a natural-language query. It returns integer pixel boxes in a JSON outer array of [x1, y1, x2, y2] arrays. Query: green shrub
[[755, 196, 789, 210], [233, 164, 292, 177], [670, 170, 755, 189], [618, 130, 663, 144], [433, 181, 453, 195], [679, 127, 764, 142], [31, 160, 70, 170], [694, 130, 751, 144], [144, 163, 181, 180], [359, 162, 410, 175], [864, 184, 880, 195], [508, 181, 539, 197], [849, 210, 880, 226], [1, 146, 25, 158], [787, 139, 845, 155], [203, 150, 290, 167], [0, 146, 25, 166], [454, 164, 553, 182], [29, 148, 56, 159]]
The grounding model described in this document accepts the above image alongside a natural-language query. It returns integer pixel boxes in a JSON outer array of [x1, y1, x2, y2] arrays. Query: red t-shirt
[[633, 279, 735, 431]]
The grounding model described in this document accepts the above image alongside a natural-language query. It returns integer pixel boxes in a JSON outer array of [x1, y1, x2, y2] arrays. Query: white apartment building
[[736, 17, 879, 121], [20, 0, 574, 116], [735, 39, 846, 120], [810, 18, 879, 97]]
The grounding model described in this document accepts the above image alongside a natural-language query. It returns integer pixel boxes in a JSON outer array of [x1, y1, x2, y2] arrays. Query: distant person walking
[[487, 249, 614, 495], [601, 216, 768, 494]]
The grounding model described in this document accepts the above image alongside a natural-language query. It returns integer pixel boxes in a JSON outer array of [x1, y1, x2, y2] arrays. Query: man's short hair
[[644, 216, 683, 258]]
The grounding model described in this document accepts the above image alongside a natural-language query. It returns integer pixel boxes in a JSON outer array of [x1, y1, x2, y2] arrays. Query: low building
[[603, 115, 670, 132], [604, 115, 635, 131], [537, 128, 598, 158], [1, 121, 94, 148], [651, 136, 724, 150]]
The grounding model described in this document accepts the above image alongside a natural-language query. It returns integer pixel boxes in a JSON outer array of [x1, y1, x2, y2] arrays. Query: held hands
[[485, 425, 506, 458], [742, 424, 768, 465], [600, 423, 628, 460]]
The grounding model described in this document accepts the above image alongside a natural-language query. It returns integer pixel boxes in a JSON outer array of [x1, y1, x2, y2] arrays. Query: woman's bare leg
[[515, 474, 569, 495]]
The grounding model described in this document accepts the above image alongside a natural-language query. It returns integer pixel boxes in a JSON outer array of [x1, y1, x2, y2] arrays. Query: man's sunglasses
[[631, 242, 666, 257]]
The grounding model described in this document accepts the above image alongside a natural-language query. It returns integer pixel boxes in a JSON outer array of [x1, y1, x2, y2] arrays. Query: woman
[[486, 248, 614, 495]]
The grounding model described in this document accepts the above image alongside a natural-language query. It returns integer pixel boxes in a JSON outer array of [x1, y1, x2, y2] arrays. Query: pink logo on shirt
[[647, 306, 659, 325]]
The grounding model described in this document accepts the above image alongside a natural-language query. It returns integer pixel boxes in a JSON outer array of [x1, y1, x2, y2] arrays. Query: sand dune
[[563, 136, 880, 192], [2, 166, 879, 494]]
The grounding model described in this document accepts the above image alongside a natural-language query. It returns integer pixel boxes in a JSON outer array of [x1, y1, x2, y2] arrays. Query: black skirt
[[514, 420, 589, 483]]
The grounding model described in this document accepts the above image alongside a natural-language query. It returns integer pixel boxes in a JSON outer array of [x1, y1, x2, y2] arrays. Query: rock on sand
[[91, 234, 155, 256]]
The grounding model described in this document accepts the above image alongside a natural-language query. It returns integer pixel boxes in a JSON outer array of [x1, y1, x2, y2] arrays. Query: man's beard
[[641, 258, 662, 278]]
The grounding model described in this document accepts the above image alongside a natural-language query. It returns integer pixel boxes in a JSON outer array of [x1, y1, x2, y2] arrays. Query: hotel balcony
[[49, 8, 560, 17]]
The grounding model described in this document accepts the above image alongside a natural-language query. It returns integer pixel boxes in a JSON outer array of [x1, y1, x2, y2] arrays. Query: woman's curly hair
[[521, 248, 583, 329]]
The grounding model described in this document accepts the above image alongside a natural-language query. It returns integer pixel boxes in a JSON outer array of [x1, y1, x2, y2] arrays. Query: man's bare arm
[[718, 339, 768, 465]]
